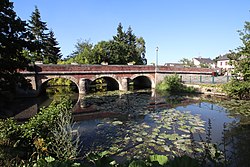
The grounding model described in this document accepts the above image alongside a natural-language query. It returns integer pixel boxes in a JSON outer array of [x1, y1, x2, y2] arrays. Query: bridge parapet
[[28, 64, 215, 74]]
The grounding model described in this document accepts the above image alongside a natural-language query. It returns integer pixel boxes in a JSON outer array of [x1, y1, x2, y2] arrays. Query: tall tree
[[136, 37, 147, 65], [28, 6, 48, 62], [126, 26, 137, 63], [110, 23, 127, 64], [43, 30, 62, 64], [179, 58, 195, 67], [228, 21, 250, 81], [93, 40, 111, 64], [61, 23, 147, 65], [0, 0, 35, 92], [110, 23, 147, 65], [63, 39, 94, 64]]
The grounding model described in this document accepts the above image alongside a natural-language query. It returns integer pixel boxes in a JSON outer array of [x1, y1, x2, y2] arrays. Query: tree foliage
[[61, 39, 94, 64], [28, 6, 61, 64], [0, 97, 80, 166], [28, 6, 48, 62], [179, 58, 195, 67], [156, 75, 196, 94], [0, 0, 35, 92], [43, 30, 62, 64], [223, 80, 250, 100], [63, 23, 147, 65], [110, 24, 147, 65], [228, 21, 250, 81], [223, 18, 250, 99]]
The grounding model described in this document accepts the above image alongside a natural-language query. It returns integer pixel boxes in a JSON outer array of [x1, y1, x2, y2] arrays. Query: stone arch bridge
[[20, 64, 214, 95]]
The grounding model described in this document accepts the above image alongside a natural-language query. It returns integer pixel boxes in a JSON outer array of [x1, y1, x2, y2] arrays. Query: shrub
[[222, 79, 250, 100], [0, 97, 80, 166], [156, 74, 196, 94]]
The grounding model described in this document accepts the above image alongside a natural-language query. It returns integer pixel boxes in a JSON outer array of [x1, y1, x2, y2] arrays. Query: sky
[[11, 0, 250, 65]]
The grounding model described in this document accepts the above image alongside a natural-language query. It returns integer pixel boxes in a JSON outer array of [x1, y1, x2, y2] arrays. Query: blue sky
[[11, 0, 250, 64]]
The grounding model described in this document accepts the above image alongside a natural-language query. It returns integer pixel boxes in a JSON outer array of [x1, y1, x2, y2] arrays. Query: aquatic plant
[[94, 109, 206, 159]]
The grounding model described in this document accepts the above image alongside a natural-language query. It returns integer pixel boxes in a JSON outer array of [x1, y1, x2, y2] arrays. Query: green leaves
[[128, 160, 147, 167], [0, 0, 35, 92], [149, 155, 168, 165], [167, 155, 200, 167], [99, 108, 205, 160], [63, 23, 147, 65], [0, 97, 75, 165], [222, 80, 250, 100], [43, 30, 62, 64], [156, 74, 196, 94], [229, 20, 250, 82]]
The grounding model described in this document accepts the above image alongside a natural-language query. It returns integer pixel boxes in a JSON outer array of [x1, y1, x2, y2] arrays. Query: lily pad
[[112, 121, 123, 126], [136, 137, 143, 142]]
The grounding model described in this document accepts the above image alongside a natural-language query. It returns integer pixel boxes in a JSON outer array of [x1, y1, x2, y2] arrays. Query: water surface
[[3, 89, 250, 166]]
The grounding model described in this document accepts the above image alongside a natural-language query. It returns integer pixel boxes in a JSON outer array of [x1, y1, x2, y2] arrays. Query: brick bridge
[[20, 64, 215, 95]]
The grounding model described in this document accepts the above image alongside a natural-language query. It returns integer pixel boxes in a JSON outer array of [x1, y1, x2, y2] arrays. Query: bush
[[0, 97, 80, 166], [156, 74, 196, 94], [222, 80, 250, 100]]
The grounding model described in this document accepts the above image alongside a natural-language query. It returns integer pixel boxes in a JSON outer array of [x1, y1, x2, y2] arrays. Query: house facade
[[192, 57, 216, 68], [216, 55, 234, 70]]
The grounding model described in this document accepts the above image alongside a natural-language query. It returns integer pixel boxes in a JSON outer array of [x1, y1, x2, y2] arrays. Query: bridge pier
[[79, 78, 86, 94], [120, 78, 129, 91]]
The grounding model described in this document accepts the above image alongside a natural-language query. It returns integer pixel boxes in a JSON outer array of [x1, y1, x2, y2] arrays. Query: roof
[[193, 57, 215, 64], [217, 54, 230, 61], [164, 63, 184, 66]]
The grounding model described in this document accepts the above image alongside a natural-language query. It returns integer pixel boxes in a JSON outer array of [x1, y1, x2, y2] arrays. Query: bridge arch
[[89, 75, 120, 92], [39, 75, 79, 95], [130, 74, 155, 90]]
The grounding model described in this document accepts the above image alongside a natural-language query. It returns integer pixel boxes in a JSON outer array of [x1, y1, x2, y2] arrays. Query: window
[[220, 62, 222, 66]]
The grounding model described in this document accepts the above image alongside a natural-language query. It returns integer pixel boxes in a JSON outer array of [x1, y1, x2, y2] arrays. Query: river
[[1, 88, 250, 166]]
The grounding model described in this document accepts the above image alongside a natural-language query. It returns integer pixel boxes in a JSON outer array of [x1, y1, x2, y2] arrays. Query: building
[[216, 54, 234, 70], [192, 57, 216, 68]]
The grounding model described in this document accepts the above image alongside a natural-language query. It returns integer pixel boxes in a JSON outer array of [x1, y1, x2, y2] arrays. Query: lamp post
[[156, 46, 159, 67], [155, 47, 159, 87], [154, 47, 159, 112]]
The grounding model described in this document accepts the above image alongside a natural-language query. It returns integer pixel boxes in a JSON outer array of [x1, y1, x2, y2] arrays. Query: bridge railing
[[180, 75, 231, 84]]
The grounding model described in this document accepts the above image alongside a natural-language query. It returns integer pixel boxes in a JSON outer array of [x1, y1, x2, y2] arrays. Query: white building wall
[[193, 59, 200, 66], [217, 60, 234, 70]]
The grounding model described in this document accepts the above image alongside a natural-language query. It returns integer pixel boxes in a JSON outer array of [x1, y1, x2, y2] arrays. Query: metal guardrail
[[180, 75, 231, 84]]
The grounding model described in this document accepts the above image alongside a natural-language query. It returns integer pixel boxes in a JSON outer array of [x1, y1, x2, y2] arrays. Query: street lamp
[[155, 47, 159, 87], [156, 46, 159, 67], [154, 47, 159, 112]]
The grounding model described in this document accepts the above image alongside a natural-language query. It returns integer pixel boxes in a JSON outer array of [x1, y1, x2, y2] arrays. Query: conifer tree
[[111, 23, 127, 64], [0, 0, 35, 92], [43, 30, 62, 64], [126, 26, 137, 63], [28, 6, 48, 62], [110, 23, 147, 65]]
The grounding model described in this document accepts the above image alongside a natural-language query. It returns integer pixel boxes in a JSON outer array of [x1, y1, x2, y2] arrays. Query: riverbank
[[184, 83, 227, 96]]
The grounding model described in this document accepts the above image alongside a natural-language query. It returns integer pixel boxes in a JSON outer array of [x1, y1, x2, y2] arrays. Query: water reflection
[[2, 87, 250, 166], [72, 91, 250, 166]]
